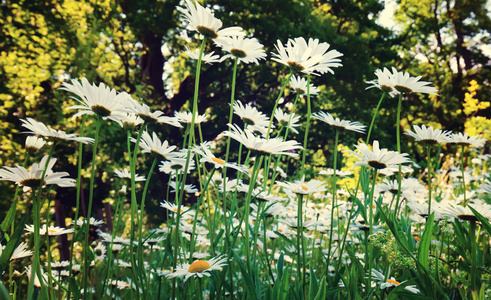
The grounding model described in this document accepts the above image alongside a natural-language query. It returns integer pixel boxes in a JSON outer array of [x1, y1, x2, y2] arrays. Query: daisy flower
[[1, 242, 33, 260], [174, 110, 208, 124], [391, 68, 438, 95], [370, 269, 420, 294], [216, 36, 267, 64], [366, 67, 397, 95], [159, 157, 195, 175], [449, 132, 486, 148], [114, 169, 146, 182], [276, 175, 326, 195], [93, 242, 107, 261], [289, 75, 320, 95], [233, 100, 270, 128], [160, 200, 188, 214], [177, 0, 245, 40], [274, 108, 301, 134], [479, 182, 491, 194], [312, 111, 366, 134], [71, 217, 104, 227], [21, 118, 93, 144], [166, 255, 227, 282], [405, 124, 452, 144], [25, 224, 74, 236], [126, 99, 182, 127], [60, 77, 131, 123], [272, 37, 343, 76], [25, 136, 46, 154], [345, 140, 411, 170], [184, 46, 220, 64], [132, 131, 178, 161], [194, 144, 248, 173], [440, 203, 491, 222], [26, 265, 48, 288], [169, 181, 199, 194], [319, 168, 352, 177], [0, 155, 75, 188], [219, 124, 303, 157]]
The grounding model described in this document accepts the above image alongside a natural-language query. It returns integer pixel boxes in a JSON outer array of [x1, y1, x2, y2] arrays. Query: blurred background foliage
[[0, 0, 489, 225]]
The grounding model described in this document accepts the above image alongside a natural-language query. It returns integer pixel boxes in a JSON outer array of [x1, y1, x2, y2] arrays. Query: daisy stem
[[67, 114, 87, 300], [27, 142, 57, 300], [470, 220, 477, 294], [394, 93, 403, 216], [367, 169, 378, 297], [82, 116, 103, 300], [188, 37, 207, 149], [326, 129, 339, 273], [427, 144, 432, 218], [366, 92, 386, 144], [244, 156, 263, 271], [137, 157, 158, 293], [266, 71, 293, 139], [296, 193, 305, 296], [460, 144, 467, 205], [300, 74, 311, 177]]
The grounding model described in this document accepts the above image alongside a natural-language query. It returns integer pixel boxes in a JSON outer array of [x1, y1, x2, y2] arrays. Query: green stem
[[427, 144, 432, 217], [367, 169, 378, 297], [470, 220, 477, 294], [460, 144, 467, 205], [300, 74, 311, 177], [394, 93, 403, 216], [82, 116, 103, 300], [297, 194, 304, 297], [366, 92, 386, 143], [326, 129, 339, 274], [266, 71, 293, 139]]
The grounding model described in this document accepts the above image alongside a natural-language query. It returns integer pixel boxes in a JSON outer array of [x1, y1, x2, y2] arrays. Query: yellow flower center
[[300, 185, 309, 191], [387, 279, 400, 285], [48, 229, 57, 234], [188, 260, 211, 273], [211, 157, 226, 166]]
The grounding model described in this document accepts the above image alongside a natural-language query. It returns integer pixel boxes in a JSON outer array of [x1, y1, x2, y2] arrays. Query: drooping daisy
[[449, 132, 487, 148], [166, 255, 227, 282], [60, 77, 131, 123], [274, 108, 301, 134], [177, 0, 245, 40], [26, 265, 48, 288], [25, 224, 74, 236], [289, 75, 320, 95], [233, 100, 270, 128], [114, 169, 146, 182], [216, 36, 267, 64], [25, 136, 46, 154], [194, 144, 248, 173], [0, 156, 75, 188], [0, 242, 33, 260], [404, 124, 452, 145], [132, 131, 178, 161], [276, 175, 326, 195], [370, 268, 420, 294], [159, 157, 195, 175], [345, 140, 411, 170], [126, 99, 182, 127], [219, 124, 303, 157], [440, 203, 491, 222], [184, 46, 220, 64], [169, 181, 199, 194], [71, 217, 104, 227], [312, 111, 366, 134], [21, 118, 94, 144], [319, 168, 352, 177], [174, 110, 208, 124], [272, 37, 343, 76]]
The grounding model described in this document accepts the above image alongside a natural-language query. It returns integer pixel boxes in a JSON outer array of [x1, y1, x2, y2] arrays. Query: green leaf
[[469, 206, 491, 237], [314, 276, 326, 300], [308, 265, 319, 300], [233, 251, 258, 300], [277, 252, 284, 279], [0, 282, 10, 300], [0, 200, 18, 232], [272, 267, 290, 300], [417, 212, 435, 269], [0, 213, 28, 275]]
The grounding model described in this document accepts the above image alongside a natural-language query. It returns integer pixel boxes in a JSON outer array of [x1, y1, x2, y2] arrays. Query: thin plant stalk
[[460, 144, 467, 205], [265, 71, 293, 139], [366, 92, 386, 143], [325, 129, 339, 274], [393, 93, 403, 215], [82, 116, 104, 300], [427, 144, 433, 217], [300, 74, 311, 177]]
